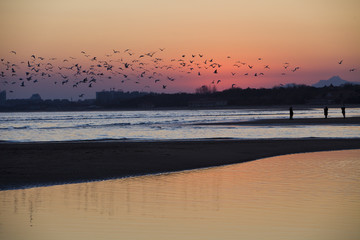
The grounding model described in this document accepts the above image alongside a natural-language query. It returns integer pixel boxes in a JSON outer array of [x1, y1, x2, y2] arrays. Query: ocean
[[1, 108, 360, 142]]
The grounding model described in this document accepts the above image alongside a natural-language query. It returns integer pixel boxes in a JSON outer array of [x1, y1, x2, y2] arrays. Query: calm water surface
[[1, 150, 359, 240]]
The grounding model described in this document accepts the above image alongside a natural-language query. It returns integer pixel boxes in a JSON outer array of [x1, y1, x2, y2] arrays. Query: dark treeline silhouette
[[1, 84, 359, 111], [120, 84, 360, 108]]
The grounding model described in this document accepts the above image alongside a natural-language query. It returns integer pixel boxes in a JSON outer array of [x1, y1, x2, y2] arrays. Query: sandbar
[[1, 138, 360, 190]]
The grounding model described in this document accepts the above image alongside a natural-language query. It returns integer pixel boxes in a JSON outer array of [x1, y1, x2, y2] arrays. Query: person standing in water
[[341, 106, 346, 118], [324, 106, 328, 119], [289, 107, 294, 120]]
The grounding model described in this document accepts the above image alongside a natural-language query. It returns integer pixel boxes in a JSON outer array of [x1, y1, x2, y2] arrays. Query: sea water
[[1, 150, 359, 240], [0, 108, 360, 142]]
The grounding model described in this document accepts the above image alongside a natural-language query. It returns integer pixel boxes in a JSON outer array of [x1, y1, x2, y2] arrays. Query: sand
[[197, 116, 360, 125], [1, 137, 360, 190]]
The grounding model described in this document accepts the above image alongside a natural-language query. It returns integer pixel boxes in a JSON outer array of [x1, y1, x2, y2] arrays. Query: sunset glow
[[1, 0, 359, 99]]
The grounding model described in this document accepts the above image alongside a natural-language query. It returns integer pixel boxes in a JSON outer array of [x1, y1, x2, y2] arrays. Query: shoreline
[[1, 138, 360, 191], [196, 116, 360, 125]]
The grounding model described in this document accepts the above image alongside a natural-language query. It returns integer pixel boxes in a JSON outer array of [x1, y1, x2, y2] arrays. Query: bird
[[113, 49, 120, 53], [232, 84, 236, 88], [292, 67, 300, 72], [79, 94, 84, 97], [248, 65, 253, 69], [162, 85, 167, 89], [349, 68, 356, 72], [214, 69, 218, 74], [159, 48, 165, 51], [338, 60, 343, 64], [217, 80, 221, 84], [10, 51, 16, 54]]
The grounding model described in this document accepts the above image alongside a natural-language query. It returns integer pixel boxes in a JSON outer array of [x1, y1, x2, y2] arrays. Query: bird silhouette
[[338, 60, 343, 64]]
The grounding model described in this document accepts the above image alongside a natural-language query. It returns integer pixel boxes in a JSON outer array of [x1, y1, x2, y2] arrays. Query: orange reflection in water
[[1, 150, 360, 240]]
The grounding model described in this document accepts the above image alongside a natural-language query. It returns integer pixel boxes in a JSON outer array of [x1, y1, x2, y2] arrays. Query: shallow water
[[1, 150, 359, 240], [1, 108, 360, 141]]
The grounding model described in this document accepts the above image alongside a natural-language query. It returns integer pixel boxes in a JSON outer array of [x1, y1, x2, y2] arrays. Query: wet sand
[[197, 116, 360, 125], [1, 138, 360, 190]]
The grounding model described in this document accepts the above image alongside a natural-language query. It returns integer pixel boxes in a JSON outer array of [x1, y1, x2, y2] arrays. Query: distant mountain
[[312, 76, 359, 88]]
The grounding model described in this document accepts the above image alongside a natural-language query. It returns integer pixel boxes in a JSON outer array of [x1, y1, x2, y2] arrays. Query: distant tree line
[[115, 84, 360, 108], [1, 84, 359, 111]]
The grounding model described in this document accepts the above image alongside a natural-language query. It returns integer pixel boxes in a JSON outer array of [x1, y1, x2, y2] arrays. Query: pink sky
[[1, 0, 359, 99]]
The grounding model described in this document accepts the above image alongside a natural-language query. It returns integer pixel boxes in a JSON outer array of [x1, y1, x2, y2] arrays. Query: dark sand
[[197, 116, 360, 125], [1, 137, 360, 190]]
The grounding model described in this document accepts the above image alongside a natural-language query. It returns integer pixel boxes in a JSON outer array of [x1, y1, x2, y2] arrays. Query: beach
[[198, 116, 360, 125], [1, 136, 360, 190]]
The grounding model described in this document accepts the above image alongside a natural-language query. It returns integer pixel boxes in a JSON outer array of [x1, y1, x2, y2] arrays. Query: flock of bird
[[0, 48, 357, 98]]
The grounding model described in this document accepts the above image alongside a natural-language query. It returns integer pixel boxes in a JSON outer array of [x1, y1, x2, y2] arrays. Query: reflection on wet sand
[[1, 150, 360, 240]]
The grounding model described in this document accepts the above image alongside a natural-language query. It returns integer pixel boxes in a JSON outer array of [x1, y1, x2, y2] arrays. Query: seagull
[[10, 51, 16, 54], [292, 67, 300, 72], [162, 85, 167, 89], [349, 68, 356, 72], [338, 60, 343, 64], [217, 80, 221, 84], [248, 65, 253, 69], [159, 48, 165, 51]]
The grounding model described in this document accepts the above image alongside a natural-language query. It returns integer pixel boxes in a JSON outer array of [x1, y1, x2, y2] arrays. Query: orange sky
[[0, 0, 359, 99]]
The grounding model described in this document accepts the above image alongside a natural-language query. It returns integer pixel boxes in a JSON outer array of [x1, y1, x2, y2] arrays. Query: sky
[[0, 0, 359, 99]]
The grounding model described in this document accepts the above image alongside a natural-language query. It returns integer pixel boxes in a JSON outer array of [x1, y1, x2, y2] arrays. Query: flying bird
[[338, 60, 343, 64]]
